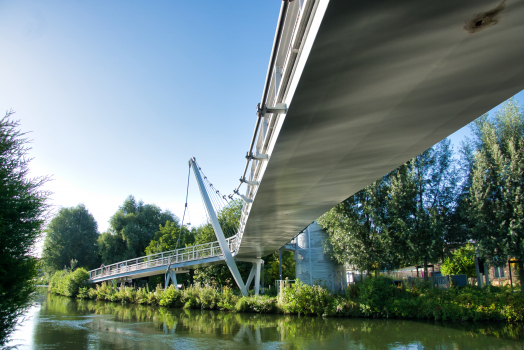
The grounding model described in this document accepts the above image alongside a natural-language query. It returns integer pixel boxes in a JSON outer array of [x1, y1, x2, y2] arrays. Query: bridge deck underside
[[238, 0, 524, 258]]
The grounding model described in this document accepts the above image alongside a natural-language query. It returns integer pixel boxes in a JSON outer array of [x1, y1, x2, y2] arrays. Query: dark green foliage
[[98, 195, 176, 264], [42, 205, 99, 274], [466, 99, 524, 287], [357, 276, 397, 317], [389, 139, 461, 277], [318, 176, 398, 273], [264, 250, 295, 287], [235, 295, 277, 313], [0, 113, 49, 346], [48, 268, 90, 297]]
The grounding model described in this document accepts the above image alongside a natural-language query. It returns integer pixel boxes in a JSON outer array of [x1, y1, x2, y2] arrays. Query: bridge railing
[[90, 235, 239, 281]]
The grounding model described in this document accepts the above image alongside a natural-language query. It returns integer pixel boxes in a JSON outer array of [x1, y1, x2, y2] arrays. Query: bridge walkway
[[89, 236, 238, 283]]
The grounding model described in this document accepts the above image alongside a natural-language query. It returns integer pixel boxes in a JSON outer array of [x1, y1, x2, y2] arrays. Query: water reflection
[[10, 292, 524, 349]]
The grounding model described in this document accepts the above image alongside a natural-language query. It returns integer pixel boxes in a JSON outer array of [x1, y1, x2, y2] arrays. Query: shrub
[[48, 273, 524, 323], [181, 285, 200, 309], [199, 286, 218, 310], [159, 285, 183, 307], [96, 282, 117, 301], [235, 295, 276, 313], [217, 286, 238, 311], [280, 279, 333, 316], [358, 276, 397, 317], [49, 268, 90, 297], [114, 286, 136, 303], [77, 287, 90, 299], [136, 287, 149, 304]]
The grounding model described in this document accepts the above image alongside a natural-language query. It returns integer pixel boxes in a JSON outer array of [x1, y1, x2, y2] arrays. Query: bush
[[159, 285, 183, 307], [280, 279, 333, 316], [136, 287, 149, 304], [49, 268, 90, 297], [181, 285, 200, 309], [217, 286, 238, 311], [357, 276, 397, 317], [198, 285, 219, 309], [77, 287, 90, 299]]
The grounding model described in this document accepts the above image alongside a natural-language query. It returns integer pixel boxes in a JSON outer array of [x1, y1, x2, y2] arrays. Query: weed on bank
[[51, 270, 524, 322]]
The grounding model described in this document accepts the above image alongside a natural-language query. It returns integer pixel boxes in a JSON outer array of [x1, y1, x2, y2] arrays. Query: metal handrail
[[89, 235, 239, 280]]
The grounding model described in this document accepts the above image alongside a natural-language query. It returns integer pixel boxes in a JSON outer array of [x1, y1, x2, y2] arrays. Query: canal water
[[6, 291, 524, 349]]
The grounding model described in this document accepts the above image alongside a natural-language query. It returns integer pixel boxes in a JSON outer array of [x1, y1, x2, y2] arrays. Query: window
[[494, 267, 505, 278]]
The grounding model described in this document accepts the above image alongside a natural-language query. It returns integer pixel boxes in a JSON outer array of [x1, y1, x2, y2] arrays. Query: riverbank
[[49, 269, 524, 322]]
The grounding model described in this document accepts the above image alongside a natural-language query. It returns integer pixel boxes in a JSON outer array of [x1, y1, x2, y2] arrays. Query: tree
[[0, 112, 49, 346], [319, 139, 462, 278], [318, 176, 397, 274], [467, 98, 524, 288], [42, 204, 99, 273], [144, 220, 195, 255], [98, 195, 176, 264], [441, 245, 476, 278], [390, 139, 461, 279]]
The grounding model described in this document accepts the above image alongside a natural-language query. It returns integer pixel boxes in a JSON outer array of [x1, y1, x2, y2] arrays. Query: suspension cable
[[175, 164, 191, 251]]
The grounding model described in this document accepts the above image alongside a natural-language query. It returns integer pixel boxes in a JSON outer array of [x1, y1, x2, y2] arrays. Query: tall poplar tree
[[467, 98, 524, 289], [319, 138, 461, 277], [391, 139, 461, 279]]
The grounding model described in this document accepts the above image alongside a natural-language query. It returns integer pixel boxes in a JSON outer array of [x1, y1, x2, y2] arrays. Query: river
[[5, 291, 524, 349]]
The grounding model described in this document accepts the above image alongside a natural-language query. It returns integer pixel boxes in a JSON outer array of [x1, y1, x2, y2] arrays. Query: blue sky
[[0, 0, 281, 235], [1, 0, 523, 240]]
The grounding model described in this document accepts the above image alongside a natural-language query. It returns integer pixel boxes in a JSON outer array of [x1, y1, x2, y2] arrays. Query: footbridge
[[90, 0, 524, 294]]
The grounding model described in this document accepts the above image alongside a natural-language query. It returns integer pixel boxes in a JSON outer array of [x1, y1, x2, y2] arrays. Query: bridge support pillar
[[245, 264, 256, 290], [165, 269, 178, 289], [190, 157, 248, 296], [237, 258, 264, 295]]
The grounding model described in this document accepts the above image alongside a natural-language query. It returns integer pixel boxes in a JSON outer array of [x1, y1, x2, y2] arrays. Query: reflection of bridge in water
[[90, 0, 524, 294]]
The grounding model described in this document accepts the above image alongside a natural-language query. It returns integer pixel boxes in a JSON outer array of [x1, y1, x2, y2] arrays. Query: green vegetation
[[144, 220, 195, 255], [0, 112, 50, 346], [42, 204, 99, 274], [97, 195, 176, 264], [69, 276, 524, 322], [49, 267, 90, 297], [441, 245, 476, 278], [467, 99, 524, 289]]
